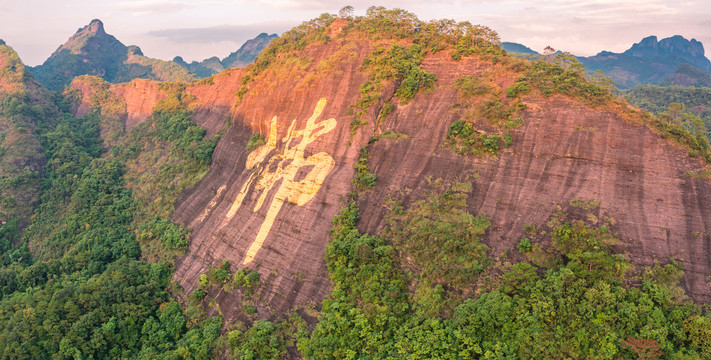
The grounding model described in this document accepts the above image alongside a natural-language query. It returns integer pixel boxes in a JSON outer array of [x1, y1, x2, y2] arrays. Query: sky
[[0, 0, 709, 66]]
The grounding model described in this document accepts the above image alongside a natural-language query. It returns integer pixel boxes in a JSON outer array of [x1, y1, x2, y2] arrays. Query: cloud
[[147, 22, 292, 44], [249, 0, 440, 11], [253, 0, 331, 9], [114, 0, 214, 16]]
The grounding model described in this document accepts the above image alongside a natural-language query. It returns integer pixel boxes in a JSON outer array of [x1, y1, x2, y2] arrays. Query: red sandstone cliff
[[70, 23, 711, 322]]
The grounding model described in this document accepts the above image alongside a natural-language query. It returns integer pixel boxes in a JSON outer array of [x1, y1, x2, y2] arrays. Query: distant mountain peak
[[221, 33, 277, 69], [174, 33, 278, 78], [56, 18, 118, 57], [80, 19, 106, 36], [30, 19, 194, 90], [580, 34, 711, 89], [501, 42, 539, 55], [623, 35, 707, 63]]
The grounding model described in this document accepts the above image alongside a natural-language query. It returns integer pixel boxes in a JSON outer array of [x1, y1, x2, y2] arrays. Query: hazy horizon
[[1, 0, 709, 66]]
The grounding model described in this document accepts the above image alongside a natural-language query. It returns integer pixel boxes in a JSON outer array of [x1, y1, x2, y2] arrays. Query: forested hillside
[[0, 43, 223, 358], [625, 85, 711, 137], [0, 7, 710, 359]]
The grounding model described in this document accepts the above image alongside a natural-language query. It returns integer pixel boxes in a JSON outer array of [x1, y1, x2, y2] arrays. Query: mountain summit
[[624, 35, 709, 66], [30, 19, 195, 90], [579, 35, 711, 89], [78, 19, 106, 37]]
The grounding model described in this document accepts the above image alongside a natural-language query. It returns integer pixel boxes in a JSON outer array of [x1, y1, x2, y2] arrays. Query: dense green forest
[[625, 85, 711, 141], [1, 7, 711, 360], [0, 45, 222, 357]]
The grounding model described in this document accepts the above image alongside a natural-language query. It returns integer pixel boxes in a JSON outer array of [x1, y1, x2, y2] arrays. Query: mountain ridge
[[173, 33, 278, 78], [502, 41, 539, 54], [30, 19, 196, 91], [579, 34, 711, 89], [0, 42, 54, 229]]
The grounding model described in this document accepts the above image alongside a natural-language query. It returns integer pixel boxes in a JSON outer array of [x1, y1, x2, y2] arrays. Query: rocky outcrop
[[171, 37, 376, 319], [360, 88, 711, 301], [111, 79, 164, 130]]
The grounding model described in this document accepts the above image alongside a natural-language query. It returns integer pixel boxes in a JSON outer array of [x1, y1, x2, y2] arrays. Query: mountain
[[502, 41, 538, 54], [222, 32, 277, 68], [173, 33, 277, 78], [30, 19, 196, 91], [0, 42, 54, 230], [579, 35, 711, 89], [173, 55, 224, 78], [661, 62, 711, 87], [70, 8, 711, 318], [2, 10, 711, 358]]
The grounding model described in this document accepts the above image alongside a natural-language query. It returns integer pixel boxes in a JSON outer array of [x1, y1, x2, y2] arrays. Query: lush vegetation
[[445, 75, 520, 156], [643, 103, 711, 162], [352, 141, 377, 191], [109, 81, 222, 262], [0, 67, 222, 357], [508, 52, 614, 106], [625, 85, 711, 131], [299, 182, 711, 359], [0, 44, 51, 229], [446, 119, 505, 155], [382, 179, 490, 291], [3, 9, 711, 360], [350, 43, 436, 130]]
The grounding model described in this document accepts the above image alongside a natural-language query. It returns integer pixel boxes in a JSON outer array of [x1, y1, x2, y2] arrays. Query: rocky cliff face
[[71, 21, 711, 321], [360, 87, 711, 301], [171, 34, 376, 319]]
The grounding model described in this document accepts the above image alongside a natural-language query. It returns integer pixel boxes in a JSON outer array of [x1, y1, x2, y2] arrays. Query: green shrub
[[353, 144, 377, 191], [454, 76, 491, 98], [233, 269, 247, 287], [511, 54, 611, 106], [192, 289, 207, 301], [246, 271, 260, 287], [246, 133, 266, 151], [446, 120, 503, 155], [517, 238, 532, 253]]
